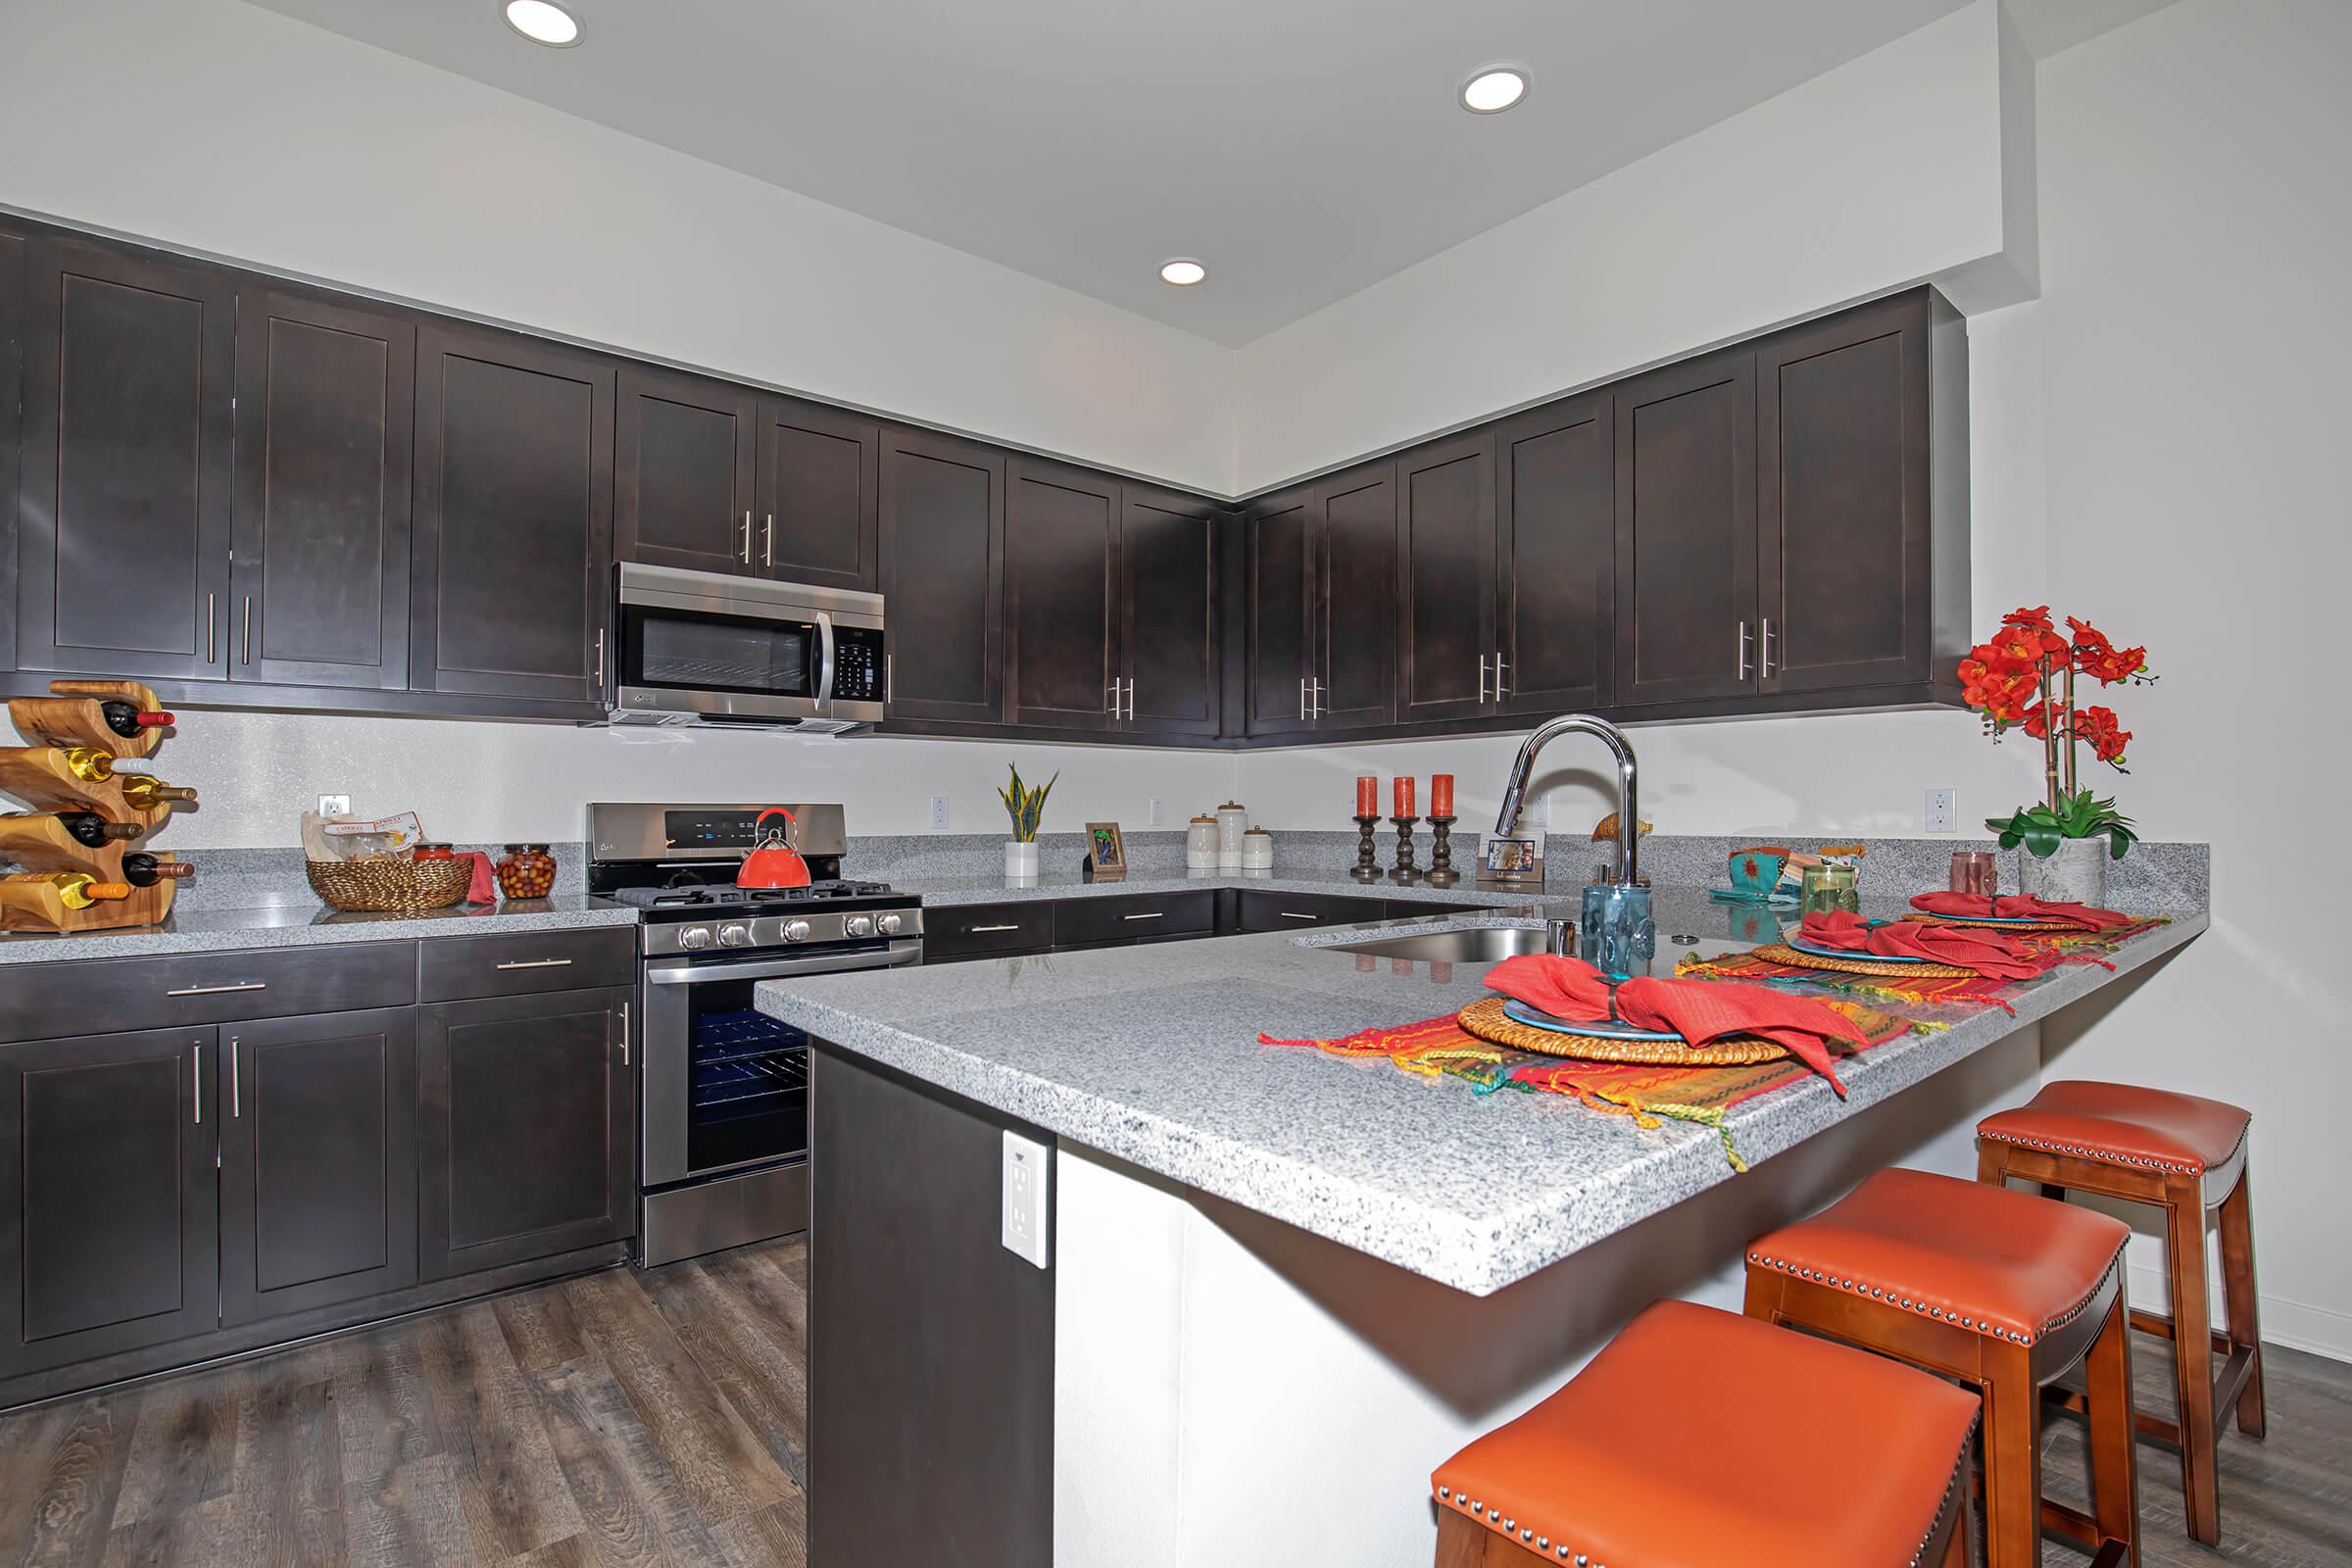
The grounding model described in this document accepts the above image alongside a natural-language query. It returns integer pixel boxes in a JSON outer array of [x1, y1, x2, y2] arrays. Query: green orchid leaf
[[2020, 822, 2063, 858]]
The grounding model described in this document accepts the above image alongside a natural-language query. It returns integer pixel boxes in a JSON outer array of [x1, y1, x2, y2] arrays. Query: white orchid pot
[[1004, 840, 1041, 880], [2016, 834, 2108, 905]]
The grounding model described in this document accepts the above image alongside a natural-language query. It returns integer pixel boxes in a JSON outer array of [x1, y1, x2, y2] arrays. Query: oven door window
[[680, 974, 809, 1175], [621, 604, 818, 700]]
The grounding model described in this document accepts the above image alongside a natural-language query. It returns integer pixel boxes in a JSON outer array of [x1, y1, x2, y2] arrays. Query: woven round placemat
[[1752, 941, 1978, 979], [1454, 996, 1790, 1066], [1898, 911, 2081, 932]]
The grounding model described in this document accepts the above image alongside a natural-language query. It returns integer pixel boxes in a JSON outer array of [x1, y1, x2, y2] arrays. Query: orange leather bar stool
[[1744, 1168, 2137, 1568], [1978, 1080, 2261, 1547], [1429, 1299, 1979, 1568]]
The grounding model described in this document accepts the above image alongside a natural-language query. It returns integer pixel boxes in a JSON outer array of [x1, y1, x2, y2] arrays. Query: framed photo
[[1084, 821, 1128, 881], [1479, 834, 1544, 886]]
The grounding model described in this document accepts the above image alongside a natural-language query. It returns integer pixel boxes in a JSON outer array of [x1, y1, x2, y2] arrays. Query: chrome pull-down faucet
[[1494, 713, 1645, 963]]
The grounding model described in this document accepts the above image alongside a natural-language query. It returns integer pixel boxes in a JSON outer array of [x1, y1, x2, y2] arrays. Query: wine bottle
[[99, 700, 174, 739], [59, 746, 120, 783], [120, 853, 196, 888], [44, 810, 143, 848], [116, 774, 198, 809], [2, 871, 133, 908]]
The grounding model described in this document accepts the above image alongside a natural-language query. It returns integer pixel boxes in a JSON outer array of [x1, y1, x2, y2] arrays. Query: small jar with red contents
[[495, 844, 558, 901]]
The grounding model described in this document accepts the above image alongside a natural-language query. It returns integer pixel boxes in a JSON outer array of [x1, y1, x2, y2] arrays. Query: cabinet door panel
[[1614, 351, 1756, 707], [1316, 463, 1397, 729], [1397, 434, 1495, 724], [877, 428, 1004, 723], [220, 1008, 417, 1325], [1498, 391, 1615, 713], [17, 237, 233, 680], [0, 228, 22, 671], [615, 366, 758, 577], [418, 987, 633, 1279], [1119, 486, 1220, 738], [0, 1027, 217, 1375], [412, 324, 613, 706], [758, 397, 880, 590], [1759, 298, 1930, 692], [231, 286, 415, 689], [1243, 489, 1313, 738], [1006, 459, 1117, 731]]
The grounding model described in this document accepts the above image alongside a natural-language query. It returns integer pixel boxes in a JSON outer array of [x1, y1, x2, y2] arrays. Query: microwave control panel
[[833, 627, 886, 703]]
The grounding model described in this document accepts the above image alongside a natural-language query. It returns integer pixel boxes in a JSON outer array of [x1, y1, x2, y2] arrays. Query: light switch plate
[[1001, 1130, 1051, 1269], [318, 794, 352, 817], [1149, 797, 1165, 828]]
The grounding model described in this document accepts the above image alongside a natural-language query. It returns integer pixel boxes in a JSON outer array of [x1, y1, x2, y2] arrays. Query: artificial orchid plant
[[1959, 607, 2155, 860]]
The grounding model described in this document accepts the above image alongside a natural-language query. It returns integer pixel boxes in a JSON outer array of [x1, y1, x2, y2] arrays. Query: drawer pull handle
[[1278, 911, 1322, 921], [495, 957, 575, 970], [167, 981, 268, 997], [967, 924, 1022, 934], [1121, 911, 1165, 921]]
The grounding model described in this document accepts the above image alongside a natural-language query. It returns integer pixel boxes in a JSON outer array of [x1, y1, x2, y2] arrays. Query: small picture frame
[[1083, 821, 1128, 882], [1478, 834, 1544, 887]]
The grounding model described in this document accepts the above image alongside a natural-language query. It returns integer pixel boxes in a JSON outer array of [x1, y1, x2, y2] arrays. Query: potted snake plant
[[998, 764, 1057, 881]]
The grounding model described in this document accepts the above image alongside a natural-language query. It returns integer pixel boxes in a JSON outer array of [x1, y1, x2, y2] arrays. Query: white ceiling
[[241, 0, 2172, 347]]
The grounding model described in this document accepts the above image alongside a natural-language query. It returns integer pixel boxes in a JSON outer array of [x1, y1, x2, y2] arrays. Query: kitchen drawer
[[922, 902, 1054, 962], [1, 943, 417, 1045], [1233, 890, 1393, 933], [416, 927, 637, 1004], [1051, 891, 1214, 950]]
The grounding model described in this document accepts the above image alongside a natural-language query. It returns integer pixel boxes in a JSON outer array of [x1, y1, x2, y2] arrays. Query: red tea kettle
[[737, 807, 813, 890]]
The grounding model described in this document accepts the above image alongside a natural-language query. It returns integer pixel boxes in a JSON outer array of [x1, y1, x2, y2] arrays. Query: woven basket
[[1751, 942, 1977, 980], [307, 857, 470, 913], [1454, 996, 1791, 1067]]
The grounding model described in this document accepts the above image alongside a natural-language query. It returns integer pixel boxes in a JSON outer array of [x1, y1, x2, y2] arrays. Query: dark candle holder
[[1350, 815, 1384, 882], [1425, 815, 1461, 887], [1388, 816, 1422, 883]]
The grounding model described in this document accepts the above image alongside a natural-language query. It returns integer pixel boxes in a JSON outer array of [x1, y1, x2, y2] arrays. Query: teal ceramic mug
[[1728, 846, 1792, 897]]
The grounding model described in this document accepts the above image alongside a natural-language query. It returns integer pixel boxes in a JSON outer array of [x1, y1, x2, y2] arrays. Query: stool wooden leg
[[1944, 1504, 1974, 1568], [2218, 1165, 2268, 1441], [2163, 1175, 2222, 1546], [2084, 1294, 2141, 1568], [1982, 1344, 2043, 1568], [1977, 1140, 2011, 1189], [1434, 1506, 1487, 1567]]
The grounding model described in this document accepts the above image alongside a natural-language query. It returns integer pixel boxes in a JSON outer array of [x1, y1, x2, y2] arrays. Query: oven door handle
[[814, 611, 837, 710], [643, 940, 922, 985]]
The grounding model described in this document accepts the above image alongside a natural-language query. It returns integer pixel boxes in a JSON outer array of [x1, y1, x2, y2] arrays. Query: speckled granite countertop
[[899, 866, 1537, 907], [757, 904, 2208, 1296], [0, 896, 636, 964]]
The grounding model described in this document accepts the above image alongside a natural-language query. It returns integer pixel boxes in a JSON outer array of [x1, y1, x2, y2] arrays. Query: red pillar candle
[[1430, 773, 1454, 818], [1395, 775, 1415, 817], [1355, 774, 1378, 817]]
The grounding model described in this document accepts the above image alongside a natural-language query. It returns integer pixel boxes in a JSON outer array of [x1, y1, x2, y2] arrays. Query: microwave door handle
[[814, 612, 837, 708]]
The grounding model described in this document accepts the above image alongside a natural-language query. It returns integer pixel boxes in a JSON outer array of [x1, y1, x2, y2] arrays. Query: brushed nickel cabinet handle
[[1123, 678, 1135, 720], [885, 653, 894, 706], [192, 1043, 202, 1125], [229, 1036, 240, 1119], [594, 627, 606, 687], [1278, 910, 1321, 921], [241, 596, 253, 665], [1760, 617, 1776, 679], [1494, 650, 1509, 699], [495, 957, 574, 970], [1298, 676, 1308, 721], [1121, 911, 1164, 921], [763, 514, 775, 569], [617, 1002, 630, 1066], [206, 593, 217, 664], [1478, 654, 1490, 705], [967, 923, 1021, 934], [1737, 620, 1752, 680], [167, 980, 268, 997], [1311, 679, 1326, 718], [1107, 678, 1120, 716], [742, 511, 754, 564]]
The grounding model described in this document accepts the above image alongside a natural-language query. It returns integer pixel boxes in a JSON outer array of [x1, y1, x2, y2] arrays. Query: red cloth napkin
[[1801, 911, 2043, 980], [1908, 892, 2131, 929], [1484, 953, 1866, 1095], [459, 852, 498, 905]]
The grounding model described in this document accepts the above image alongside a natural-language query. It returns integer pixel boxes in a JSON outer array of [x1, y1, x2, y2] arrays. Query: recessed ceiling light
[[1159, 258, 1207, 287], [504, 0, 583, 47], [1460, 66, 1529, 115]]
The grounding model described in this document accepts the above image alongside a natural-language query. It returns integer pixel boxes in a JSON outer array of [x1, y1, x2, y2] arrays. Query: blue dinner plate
[[1500, 998, 1683, 1043], [1923, 911, 2043, 926], [1787, 933, 1935, 963]]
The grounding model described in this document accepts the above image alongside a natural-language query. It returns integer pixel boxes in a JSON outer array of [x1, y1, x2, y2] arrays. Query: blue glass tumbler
[[1581, 882, 1656, 979]]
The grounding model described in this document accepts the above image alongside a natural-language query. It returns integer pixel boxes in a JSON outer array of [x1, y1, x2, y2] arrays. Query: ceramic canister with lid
[[1215, 802, 1249, 868], [1186, 815, 1219, 869], [1241, 827, 1274, 870]]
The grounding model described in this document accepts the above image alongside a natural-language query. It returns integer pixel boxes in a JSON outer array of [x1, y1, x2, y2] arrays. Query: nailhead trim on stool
[[1975, 1125, 2237, 1175], [1908, 1433, 1976, 1568], [1743, 1250, 2125, 1347]]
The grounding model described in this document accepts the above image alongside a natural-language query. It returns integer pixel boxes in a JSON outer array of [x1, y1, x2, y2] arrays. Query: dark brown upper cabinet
[[230, 285, 415, 692], [1758, 289, 1964, 695], [614, 365, 760, 578], [1005, 458, 1118, 731], [878, 426, 1004, 725], [1313, 460, 1397, 730], [0, 1026, 218, 1377], [411, 322, 614, 710], [1396, 431, 1496, 725], [218, 1007, 418, 1327], [1497, 390, 1616, 714], [1242, 485, 1314, 739], [0, 227, 22, 672], [1614, 347, 1759, 709], [757, 396, 881, 591], [1119, 484, 1222, 739], [14, 237, 234, 684]]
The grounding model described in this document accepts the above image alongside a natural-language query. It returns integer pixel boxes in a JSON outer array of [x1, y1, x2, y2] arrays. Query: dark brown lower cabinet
[[418, 986, 635, 1281], [219, 1007, 418, 1326], [0, 1026, 217, 1377]]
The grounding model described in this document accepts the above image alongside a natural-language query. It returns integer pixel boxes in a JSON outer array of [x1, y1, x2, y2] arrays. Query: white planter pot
[[1004, 840, 1041, 880], [2016, 834, 2108, 905]]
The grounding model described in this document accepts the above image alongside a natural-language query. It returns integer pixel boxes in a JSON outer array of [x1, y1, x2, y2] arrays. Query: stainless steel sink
[[1322, 926, 1550, 963]]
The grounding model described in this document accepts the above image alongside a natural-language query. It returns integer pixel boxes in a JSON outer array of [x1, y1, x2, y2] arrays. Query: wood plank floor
[[0, 1248, 2344, 1565]]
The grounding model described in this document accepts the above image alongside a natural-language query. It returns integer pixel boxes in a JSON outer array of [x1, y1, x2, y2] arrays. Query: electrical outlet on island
[[1926, 789, 1958, 834], [1002, 1130, 1051, 1269]]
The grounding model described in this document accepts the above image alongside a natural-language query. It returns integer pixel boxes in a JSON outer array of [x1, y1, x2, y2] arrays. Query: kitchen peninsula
[[757, 888, 2207, 1567]]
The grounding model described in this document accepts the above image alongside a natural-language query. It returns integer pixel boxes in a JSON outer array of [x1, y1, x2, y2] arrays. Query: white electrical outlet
[[1149, 797, 1165, 828], [930, 797, 950, 830], [1927, 788, 1958, 835], [318, 794, 352, 817], [1002, 1131, 1051, 1269]]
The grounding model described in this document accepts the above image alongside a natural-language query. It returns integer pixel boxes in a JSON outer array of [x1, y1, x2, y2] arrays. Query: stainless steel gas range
[[588, 802, 924, 1268]]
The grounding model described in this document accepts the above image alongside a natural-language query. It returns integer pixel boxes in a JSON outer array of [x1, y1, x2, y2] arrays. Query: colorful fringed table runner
[[1261, 1000, 1916, 1172], [1672, 916, 2169, 1014]]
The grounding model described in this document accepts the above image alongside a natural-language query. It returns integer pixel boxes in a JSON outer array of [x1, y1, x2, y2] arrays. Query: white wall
[[0, 0, 1233, 491]]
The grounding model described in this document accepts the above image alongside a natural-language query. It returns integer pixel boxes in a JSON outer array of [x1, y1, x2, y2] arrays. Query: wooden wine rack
[[0, 680, 191, 934]]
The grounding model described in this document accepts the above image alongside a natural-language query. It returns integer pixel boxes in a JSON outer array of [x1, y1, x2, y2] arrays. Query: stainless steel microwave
[[609, 564, 886, 732]]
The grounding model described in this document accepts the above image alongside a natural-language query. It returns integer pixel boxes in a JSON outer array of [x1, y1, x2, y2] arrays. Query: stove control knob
[[844, 914, 874, 938], [679, 926, 713, 951], [717, 923, 753, 948], [783, 919, 813, 944], [876, 912, 904, 936]]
